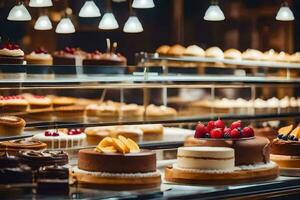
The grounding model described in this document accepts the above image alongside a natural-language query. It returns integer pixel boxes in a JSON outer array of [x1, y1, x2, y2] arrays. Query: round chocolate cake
[[78, 149, 156, 173]]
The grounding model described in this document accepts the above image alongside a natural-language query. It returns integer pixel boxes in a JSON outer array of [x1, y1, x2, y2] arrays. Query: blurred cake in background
[[183, 45, 205, 57], [224, 49, 242, 60], [52, 47, 87, 66], [0, 43, 24, 64], [25, 48, 53, 65], [205, 46, 224, 59]]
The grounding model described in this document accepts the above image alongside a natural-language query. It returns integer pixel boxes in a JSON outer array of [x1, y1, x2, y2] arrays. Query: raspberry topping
[[194, 118, 254, 139], [44, 131, 59, 137], [34, 47, 48, 54], [67, 129, 82, 135], [0, 95, 25, 100], [2, 43, 20, 50], [64, 47, 76, 54]]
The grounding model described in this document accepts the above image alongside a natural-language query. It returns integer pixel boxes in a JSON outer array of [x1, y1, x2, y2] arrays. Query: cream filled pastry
[[0, 43, 24, 64], [25, 48, 53, 65]]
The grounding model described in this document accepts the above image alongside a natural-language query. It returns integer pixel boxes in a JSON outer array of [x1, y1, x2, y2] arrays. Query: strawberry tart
[[0, 95, 29, 113]]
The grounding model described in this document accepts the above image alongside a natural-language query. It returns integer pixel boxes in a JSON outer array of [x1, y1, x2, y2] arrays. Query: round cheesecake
[[78, 149, 156, 173], [177, 146, 235, 170], [185, 136, 270, 166], [271, 138, 300, 156]]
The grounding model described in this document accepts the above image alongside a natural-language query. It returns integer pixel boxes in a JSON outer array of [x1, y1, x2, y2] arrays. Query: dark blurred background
[[0, 0, 298, 64]]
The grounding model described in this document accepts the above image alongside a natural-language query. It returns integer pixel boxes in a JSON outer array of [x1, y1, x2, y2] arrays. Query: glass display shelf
[[22, 111, 300, 130], [1, 171, 300, 199], [0, 74, 299, 84], [145, 55, 300, 69]]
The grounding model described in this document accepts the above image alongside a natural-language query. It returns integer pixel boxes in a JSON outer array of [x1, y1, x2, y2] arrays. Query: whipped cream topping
[[0, 48, 24, 57], [26, 52, 52, 60], [0, 116, 19, 122]]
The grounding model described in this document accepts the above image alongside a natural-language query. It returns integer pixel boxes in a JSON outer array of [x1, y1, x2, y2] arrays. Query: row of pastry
[[156, 44, 300, 63], [191, 96, 300, 109], [0, 94, 177, 121]]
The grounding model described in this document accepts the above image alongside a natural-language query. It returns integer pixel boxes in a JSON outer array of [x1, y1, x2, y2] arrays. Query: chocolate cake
[[0, 44, 24, 64], [0, 152, 32, 184], [19, 150, 68, 169], [0, 139, 47, 155], [78, 149, 156, 173], [52, 47, 87, 66]]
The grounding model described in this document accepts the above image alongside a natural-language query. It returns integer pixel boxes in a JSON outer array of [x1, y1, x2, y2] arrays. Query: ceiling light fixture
[[204, 0, 225, 21], [132, 0, 155, 9], [79, 0, 101, 18], [34, 15, 52, 30], [7, 1, 32, 21], [99, 0, 119, 30], [124, 1, 143, 33], [29, 0, 53, 7], [276, 1, 294, 21]]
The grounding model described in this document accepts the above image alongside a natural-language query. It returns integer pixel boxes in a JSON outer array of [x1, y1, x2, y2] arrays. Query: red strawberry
[[242, 127, 254, 138], [210, 128, 223, 138], [195, 123, 208, 138], [230, 128, 240, 138], [207, 120, 215, 131], [230, 120, 242, 130], [214, 118, 225, 130]]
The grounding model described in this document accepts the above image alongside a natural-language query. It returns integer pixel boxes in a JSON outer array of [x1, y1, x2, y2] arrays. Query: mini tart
[[0, 139, 47, 155], [22, 94, 52, 110], [271, 138, 300, 156], [205, 47, 224, 59], [183, 45, 205, 57], [166, 44, 186, 57], [119, 104, 144, 121], [145, 104, 177, 120], [156, 45, 170, 55], [53, 105, 85, 121], [0, 96, 29, 113], [242, 49, 264, 60], [0, 116, 26, 136], [224, 49, 242, 60], [50, 96, 76, 108]]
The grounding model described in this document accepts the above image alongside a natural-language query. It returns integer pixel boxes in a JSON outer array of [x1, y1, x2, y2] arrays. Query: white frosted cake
[[177, 146, 235, 170]]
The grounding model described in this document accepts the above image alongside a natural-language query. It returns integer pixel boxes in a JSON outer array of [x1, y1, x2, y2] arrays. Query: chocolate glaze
[[78, 149, 156, 173], [19, 150, 68, 169], [271, 138, 300, 156], [38, 165, 69, 179], [0, 55, 24, 64], [185, 136, 270, 166]]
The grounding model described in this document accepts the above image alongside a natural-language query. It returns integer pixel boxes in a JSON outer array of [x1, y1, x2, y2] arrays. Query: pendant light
[[56, 9, 75, 34], [132, 0, 155, 9], [99, 0, 119, 30], [7, 1, 32, 21], [124, 1, 143, 33], [34, 14, 52, 30], [204, 0, 225, 21], [79, 0, 101, 18], [29, 0, 53, 7], [276, 1, 294, 21]]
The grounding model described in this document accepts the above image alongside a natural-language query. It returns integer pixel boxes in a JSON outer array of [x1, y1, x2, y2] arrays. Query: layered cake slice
[[0, 43, 24, 64], [71, 136, 161, 190]]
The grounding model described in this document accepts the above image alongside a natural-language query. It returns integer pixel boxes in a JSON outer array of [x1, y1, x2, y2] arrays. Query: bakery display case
[[1, 62, 300, 199], [2, 0, 300, 198]]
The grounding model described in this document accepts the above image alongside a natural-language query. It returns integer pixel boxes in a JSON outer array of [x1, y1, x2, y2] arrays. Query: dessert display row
[[0, 94, 177, 122], [156, 44, 300, 63], [0, 42, 127, 66], [0, 116, 300, 191], [189, 96, 300, 114]]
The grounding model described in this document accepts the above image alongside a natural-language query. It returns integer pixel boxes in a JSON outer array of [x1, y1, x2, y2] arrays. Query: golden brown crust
[[0, 116, 26, 128]]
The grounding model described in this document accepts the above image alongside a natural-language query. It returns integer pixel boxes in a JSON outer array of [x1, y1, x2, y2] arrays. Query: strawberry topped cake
[[25, 47, 53, 65], [0, 95, 29, 113], [0, 43, 24, 64], [185, 119, 270, 166], [167, 118, 278, 185], [53, 47, 87, 66]]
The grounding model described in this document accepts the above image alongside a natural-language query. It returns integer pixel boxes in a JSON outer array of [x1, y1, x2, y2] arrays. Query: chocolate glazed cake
[[78, 149, 156, 173], [185, 136, 270, 166]]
